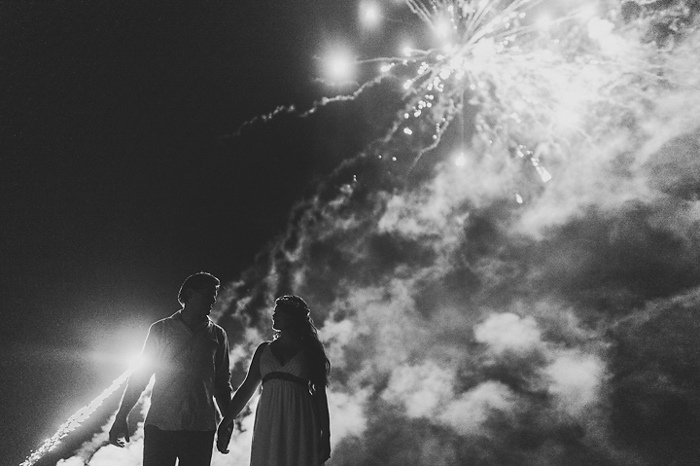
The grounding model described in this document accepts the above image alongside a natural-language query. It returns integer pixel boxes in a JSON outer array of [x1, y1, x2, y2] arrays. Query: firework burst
[[357, 0, 668, 179], [229, 0, 678, 190], [262, 0, 687, 200]]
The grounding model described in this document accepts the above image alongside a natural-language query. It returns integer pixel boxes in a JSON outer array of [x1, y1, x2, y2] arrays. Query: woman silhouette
[[217, 295, 331, 465]]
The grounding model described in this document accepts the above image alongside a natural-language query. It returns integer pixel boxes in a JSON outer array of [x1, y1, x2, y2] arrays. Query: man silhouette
[[109, 271, 232, 466]]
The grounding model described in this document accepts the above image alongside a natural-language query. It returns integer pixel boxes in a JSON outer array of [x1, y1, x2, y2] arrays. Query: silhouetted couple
[[109, 272, 331, 466]]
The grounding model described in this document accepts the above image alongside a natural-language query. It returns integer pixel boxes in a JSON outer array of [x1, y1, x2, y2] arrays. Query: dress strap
[[261, 371, 309, 387]]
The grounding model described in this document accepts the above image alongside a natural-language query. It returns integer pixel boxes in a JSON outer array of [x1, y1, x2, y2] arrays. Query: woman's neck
[[277, 329, 304, 343]]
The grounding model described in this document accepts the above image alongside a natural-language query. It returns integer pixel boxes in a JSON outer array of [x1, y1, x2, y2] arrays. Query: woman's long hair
[[274, 295, 331, 393]]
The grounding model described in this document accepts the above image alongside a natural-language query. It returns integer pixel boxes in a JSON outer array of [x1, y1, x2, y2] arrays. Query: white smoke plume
[[52, 1, 700, 465], [209, 4, 700, 463]]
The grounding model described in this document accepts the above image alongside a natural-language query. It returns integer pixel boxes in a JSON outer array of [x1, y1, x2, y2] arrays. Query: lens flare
[[360, 1, 382, 28], [321, 47, 356, 85], [453, 151, 467, 167]]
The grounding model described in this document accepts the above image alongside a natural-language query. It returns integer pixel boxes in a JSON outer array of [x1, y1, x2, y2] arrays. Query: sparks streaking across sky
[[20, 369, 132, 466], [344, 0, 678, 187], [22, 0, 700, 465], [245, 0, 671, 188]]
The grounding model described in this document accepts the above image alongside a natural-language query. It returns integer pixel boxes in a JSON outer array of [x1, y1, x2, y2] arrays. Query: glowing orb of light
[[433, 16, 453, 40], [454, 152, 467, 167], [360, 1, 382, 29], [472, 38, 497, 62], [322, 47, 356, 85]]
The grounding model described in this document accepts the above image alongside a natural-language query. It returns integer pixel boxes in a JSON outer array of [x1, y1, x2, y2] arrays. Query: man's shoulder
[[209, 320, 228, 337], [149, 311, 182, 329]]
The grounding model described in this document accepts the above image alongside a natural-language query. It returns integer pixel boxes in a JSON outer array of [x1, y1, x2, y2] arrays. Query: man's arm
[[214, 329, 233, 416], [108, 369, 152, 446], [108, 324, 158, 447]]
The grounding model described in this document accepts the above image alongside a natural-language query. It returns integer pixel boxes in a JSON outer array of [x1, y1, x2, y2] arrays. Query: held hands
[[108, 415, 130, 447], [216, 419, 234, 454]]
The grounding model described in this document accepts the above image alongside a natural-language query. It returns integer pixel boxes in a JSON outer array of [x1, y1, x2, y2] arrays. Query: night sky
[[4, 1, 700, 466]]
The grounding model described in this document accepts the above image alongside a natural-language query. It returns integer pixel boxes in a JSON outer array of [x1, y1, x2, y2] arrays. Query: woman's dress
[[251, 343, 320, 466]]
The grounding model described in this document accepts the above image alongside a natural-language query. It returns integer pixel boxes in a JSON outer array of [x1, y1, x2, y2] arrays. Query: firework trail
[[20, 369, 132, 466]]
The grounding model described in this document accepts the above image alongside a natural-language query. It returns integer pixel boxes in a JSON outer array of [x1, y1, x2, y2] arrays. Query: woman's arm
[[313, 386, 331, 462], [216, 342, 268, 453], [222, 342, 267, 424]]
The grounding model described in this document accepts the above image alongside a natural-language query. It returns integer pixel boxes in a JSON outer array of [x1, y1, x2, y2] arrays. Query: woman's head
[[272, 295, 331, 390], [272, 295, 311, 331]]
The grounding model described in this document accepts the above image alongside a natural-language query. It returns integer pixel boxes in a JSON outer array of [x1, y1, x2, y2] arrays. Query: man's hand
[[108, 416, 130, 447], [216, 421, 234, 454]]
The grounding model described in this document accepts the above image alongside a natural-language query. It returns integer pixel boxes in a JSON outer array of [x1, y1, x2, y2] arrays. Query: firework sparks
[[231, 0, 672, 188], [20, 369, 132, 466], [356, 0, 664, 180]]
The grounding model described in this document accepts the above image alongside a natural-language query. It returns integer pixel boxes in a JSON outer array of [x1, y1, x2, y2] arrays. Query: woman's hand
[[216, 420, 234, 454], [318, 433, 331, 463]]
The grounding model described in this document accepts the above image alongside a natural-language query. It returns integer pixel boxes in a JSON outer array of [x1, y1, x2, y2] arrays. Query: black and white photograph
[[3, 1, 700, 465]]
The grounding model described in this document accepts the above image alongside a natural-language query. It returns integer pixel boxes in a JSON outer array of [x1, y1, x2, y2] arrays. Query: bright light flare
[[432, 16, 453, 40], [322, 47, 356, 85], [129, 351, 148, 371], [472, 38, 497, 62], [360, 1, 382, 29]]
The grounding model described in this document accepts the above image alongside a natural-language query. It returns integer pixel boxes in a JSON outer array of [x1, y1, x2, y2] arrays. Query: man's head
[[178, 271, 221, 306]]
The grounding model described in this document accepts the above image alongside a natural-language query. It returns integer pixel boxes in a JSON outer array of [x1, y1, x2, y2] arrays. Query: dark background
[[0, 1, 373, 463]]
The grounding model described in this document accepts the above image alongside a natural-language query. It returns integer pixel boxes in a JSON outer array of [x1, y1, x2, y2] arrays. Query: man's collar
[[172, 309, 212, 330]]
